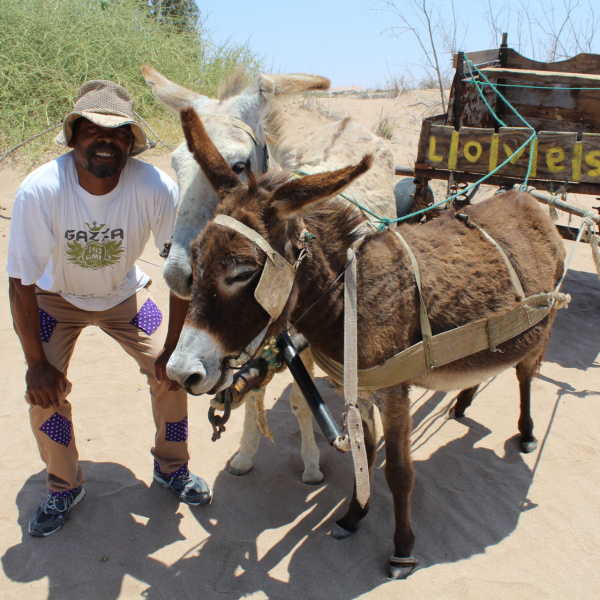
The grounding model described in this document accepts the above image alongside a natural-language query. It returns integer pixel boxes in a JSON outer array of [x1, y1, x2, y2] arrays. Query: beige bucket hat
[[54, 80, 149, 156]]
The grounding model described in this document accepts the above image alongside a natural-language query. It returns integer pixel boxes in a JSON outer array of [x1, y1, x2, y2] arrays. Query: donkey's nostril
[[184, 373, 203, 390]]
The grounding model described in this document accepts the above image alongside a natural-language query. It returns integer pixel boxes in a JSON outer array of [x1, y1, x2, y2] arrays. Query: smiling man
[[7, 80, 211, 537]]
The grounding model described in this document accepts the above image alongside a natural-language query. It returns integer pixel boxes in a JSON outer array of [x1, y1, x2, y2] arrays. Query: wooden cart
[[394, 34, 600, 235]]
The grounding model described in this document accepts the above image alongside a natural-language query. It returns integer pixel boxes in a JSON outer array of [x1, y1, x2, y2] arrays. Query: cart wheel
[[394, 177, 434, 222]]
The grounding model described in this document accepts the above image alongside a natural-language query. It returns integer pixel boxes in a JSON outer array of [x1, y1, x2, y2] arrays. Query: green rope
[[296, 56, 541, 228], [465, 57, 533, 129]]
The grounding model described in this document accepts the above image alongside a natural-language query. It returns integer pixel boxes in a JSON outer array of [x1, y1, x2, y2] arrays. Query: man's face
[[70, 118, 133, 179]]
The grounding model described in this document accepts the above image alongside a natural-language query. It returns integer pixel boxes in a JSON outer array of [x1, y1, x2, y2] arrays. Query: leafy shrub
[[0, 0, 262, 163]]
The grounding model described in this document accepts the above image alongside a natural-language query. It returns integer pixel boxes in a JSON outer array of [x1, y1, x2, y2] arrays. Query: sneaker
[[28, 487, 86, 537], [153, 465, 211, 506]]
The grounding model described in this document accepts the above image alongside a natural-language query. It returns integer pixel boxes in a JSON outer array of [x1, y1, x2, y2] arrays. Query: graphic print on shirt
[[65, 221, 126, 270]]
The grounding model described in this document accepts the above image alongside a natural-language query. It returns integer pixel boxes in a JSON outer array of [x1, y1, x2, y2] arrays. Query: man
[[7, 80, 210, 537]]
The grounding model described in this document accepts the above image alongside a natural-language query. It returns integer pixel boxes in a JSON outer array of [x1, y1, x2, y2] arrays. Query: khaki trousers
[[30, 286, 189, 493]]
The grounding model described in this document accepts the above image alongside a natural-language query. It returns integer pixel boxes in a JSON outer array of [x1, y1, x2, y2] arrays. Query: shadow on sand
[[2, 387, 535, 599], [545, 268, 600, 370]]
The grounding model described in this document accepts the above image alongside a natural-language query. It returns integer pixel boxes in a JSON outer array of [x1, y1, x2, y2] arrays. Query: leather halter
[[212, 214, 297, 368]]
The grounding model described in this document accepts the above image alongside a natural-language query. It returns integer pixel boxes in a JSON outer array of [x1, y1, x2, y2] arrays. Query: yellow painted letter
[[428, 136, 443, 163], [546, 147, 566, 173], [585, 150, 600, 177], [463, 141, 482, 163]]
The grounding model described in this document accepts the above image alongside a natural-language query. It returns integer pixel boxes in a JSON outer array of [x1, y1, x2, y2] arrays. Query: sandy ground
[[1, 92, 599, 600]]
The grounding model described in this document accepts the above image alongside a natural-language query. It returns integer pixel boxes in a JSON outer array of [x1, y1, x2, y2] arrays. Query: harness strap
[[343, 248, 370, 508], [197, 113, 269, 174], [393, 230, 435, 369], [458, 214, 526, 301], [213, 214, 289, 270], [213, 214, 296, 365], [312, 290, 569, 391]]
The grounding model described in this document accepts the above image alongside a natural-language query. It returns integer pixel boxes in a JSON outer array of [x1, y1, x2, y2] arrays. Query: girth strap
[[311, 218, 569, 390], [311, 290, 569, 391]]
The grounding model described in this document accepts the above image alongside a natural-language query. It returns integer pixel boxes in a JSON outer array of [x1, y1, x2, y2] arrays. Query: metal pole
[[527, 189, 600, 224], [275, 330, 343, 445]]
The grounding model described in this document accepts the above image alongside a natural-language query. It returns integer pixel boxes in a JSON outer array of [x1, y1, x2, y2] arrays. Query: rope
[[556, 212, 600, 288], [133, 111, 174, 150], [351, 55, 538, 226], [0, 123, 62, 165]]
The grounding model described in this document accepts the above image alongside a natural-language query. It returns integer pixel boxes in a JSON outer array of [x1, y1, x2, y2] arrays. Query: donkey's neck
[[283, 214, 421, 369]]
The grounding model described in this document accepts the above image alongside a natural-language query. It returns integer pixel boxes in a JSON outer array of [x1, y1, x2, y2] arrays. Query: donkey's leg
[[381, 385, 417, 580], [229, 392, 262, 476], [516, 352, 540, 454], [289, 350, 324, 484], [332, 399, 377, 537], [449, 385, 480, 419]]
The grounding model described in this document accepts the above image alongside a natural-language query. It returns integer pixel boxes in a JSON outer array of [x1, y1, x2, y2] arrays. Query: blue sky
[[196, 0, 492, 88], [196, 0, 599, 88]]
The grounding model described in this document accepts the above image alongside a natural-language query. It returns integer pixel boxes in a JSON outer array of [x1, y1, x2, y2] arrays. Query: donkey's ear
[[269, 155, 373, 217], [233, 73, 331, 129], [180, 107, 242, 197], [141, 64, 212, 117]]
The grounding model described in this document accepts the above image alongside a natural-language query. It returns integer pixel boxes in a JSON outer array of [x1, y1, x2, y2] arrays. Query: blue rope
[[298, 55, 540, 228]]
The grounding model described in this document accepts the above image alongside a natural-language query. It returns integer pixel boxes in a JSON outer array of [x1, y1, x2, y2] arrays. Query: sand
[[1, 91, 599, 600]]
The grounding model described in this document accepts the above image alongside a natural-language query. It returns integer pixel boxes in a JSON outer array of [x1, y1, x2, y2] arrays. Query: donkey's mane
[[303, 195, 370, 250], [217, 68, 250, 100], [218, 69, 286, 161]]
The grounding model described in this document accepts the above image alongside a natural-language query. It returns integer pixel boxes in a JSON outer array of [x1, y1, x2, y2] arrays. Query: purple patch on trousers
[[39, 413, 72, 447], [155, 460, 188, 478], [49, 487, 81, 499], [39, 309, 58, 343], [130, 299, 163, 335], [165, 416, 188, 442]]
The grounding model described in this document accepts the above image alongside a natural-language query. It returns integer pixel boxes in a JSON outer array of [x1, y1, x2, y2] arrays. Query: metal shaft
[[275, 330, 342, 445]]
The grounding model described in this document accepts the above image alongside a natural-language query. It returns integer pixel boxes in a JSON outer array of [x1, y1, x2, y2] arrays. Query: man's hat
[[54, 80, 149, 156]]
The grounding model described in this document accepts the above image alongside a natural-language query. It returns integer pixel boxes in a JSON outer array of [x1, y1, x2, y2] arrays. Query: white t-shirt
[[7, 152, 178, 311]]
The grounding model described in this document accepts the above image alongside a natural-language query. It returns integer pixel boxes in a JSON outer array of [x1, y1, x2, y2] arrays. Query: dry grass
[[372, 110, 395, 139]]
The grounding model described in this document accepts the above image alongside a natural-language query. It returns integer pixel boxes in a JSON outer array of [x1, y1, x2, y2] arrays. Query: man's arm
[[9, 278, 68, 408], [155, 291, 190, 391]]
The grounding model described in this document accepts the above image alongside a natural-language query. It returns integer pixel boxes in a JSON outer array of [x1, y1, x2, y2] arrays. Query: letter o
[[463, 141, 482, 163]]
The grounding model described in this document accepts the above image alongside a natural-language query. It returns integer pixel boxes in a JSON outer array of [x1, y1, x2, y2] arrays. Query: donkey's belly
[[412, 363, 514, 392]]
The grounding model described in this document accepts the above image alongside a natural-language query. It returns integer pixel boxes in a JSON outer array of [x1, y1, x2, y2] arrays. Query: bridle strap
[[213, 214, 291, 271], [199, 113, 259, 145]]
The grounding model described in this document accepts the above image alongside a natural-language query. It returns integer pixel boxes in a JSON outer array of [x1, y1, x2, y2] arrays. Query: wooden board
[[479, 67, 600, 86], [419, 124, 600, 185]]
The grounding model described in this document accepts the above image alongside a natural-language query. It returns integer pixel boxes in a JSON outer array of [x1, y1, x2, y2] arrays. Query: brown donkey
[[167, 108, 566, 579]]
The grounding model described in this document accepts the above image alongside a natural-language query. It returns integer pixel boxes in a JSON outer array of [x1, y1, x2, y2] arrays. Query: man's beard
[[74, 142, 128, 178]]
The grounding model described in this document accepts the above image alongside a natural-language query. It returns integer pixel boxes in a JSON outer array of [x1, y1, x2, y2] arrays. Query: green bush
[[0, 0, 262, 163]]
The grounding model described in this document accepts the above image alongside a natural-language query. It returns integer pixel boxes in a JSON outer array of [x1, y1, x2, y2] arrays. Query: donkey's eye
[[226, 269, 256, 285], [232, 161, 246, 174]]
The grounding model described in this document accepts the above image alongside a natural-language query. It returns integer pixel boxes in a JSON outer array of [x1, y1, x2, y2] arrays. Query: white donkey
[[142, 65, 396, 483]]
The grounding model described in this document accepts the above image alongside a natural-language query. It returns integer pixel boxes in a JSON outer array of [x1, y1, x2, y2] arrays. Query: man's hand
[[155, 345, 181, 391], [26, 361, 69, 408]]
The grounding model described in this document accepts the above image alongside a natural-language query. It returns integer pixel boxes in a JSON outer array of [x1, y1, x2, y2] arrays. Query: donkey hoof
[[331, 523, 354, 539], [388, 555, 418, 580], [520, 437, 538, 453], [449, 405, 464, 420], [302, 468, 325, 485], [228, 464, 253, 476], [228, 455, 253, 476]]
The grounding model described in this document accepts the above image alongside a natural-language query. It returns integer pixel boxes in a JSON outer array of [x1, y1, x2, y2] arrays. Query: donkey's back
[[402, 190, 565, 330]]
